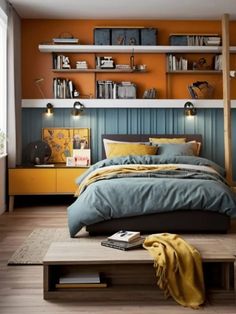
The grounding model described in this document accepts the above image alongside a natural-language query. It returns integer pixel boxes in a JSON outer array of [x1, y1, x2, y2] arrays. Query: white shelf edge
[[38, 44, 228, 54], [22, 99, 236, 109]]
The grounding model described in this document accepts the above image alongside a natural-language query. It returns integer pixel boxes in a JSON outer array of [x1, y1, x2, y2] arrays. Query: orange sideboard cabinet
[[8, 166, 88, 212]]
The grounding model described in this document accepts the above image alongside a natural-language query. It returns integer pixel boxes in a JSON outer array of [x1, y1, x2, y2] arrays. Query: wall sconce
[[184, 101, 197, 116], [45, 103, 53, 116], [72, 101, 84, 117]]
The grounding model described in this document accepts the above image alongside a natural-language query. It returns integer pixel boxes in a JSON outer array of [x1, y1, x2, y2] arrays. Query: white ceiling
[[9, 0, 236, 20]]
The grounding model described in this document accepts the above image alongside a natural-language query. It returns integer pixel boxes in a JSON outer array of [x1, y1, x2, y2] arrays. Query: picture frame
[[73, 149, 91, 166], [42, 128, 90, 163]]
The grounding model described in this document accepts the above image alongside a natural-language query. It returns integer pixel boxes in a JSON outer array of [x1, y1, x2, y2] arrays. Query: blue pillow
[[157, 143, 195, 156]]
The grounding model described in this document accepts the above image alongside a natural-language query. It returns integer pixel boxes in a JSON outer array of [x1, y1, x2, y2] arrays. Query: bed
[[67, 134, 236, 237]]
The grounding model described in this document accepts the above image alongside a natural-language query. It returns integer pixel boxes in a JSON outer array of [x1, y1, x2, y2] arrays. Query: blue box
[[141, 28, 157, 45], [169, 35, 188, 46], [94, 28, 111, 45], [111, 29, 126, 45], [125, 29, 140, 45]]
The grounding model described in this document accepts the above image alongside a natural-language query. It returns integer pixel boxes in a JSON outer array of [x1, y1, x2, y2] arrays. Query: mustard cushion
[[103, 138, 147, 158], [149, 137, 186, 144], [106, 143, 158, 158]]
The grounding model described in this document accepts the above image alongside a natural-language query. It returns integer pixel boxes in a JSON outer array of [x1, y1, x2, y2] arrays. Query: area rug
[[7, 227, 94, 265]]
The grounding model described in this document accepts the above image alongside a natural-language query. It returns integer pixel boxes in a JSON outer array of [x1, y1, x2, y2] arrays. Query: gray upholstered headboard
[[101, 134, 202, 159]]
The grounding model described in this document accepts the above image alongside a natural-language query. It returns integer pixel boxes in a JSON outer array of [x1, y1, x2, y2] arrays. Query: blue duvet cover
[[67, 155, 236, 237]]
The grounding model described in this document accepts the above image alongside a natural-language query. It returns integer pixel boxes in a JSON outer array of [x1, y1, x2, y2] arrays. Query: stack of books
[[56, 272, 107, 289], [76, 61, 88, 70], [101, 230, 144, 251]]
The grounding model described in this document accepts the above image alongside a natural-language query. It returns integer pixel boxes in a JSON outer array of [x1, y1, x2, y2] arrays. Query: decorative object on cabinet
[[73, 149, 91, 166], [42, 128, 90, 163], [71, 101, 84, 117], [23, 140, 52, 166], [188, 81, 214, 99], [184, 102, 197, 116], [45, 103, 53, 116]]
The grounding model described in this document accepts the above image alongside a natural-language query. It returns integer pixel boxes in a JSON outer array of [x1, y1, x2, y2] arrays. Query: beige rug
[[7, 227, 98, 265]]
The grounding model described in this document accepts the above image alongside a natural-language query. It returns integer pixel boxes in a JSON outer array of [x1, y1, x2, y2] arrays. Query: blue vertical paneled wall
[[22, 108, 236, 179]]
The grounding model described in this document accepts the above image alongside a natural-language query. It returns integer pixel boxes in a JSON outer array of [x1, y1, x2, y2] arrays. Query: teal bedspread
[[67, 156, 236, 237]]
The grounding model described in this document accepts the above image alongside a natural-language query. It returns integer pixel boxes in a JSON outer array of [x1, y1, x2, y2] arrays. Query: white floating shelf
[[22, 99, 236, 109], [38, 44, 230, 54]]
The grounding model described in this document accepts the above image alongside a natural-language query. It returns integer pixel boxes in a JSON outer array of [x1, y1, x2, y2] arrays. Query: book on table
[[107, 230, 141, 243], [101, 237, 144, 251], [102, 230, 144, 250]]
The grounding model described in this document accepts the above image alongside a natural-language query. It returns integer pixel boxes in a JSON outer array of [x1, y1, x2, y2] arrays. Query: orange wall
[[21, 19, 236, 99]]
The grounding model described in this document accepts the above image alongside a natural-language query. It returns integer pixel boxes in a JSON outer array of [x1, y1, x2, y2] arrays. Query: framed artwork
[[42, 128, 90, 163]]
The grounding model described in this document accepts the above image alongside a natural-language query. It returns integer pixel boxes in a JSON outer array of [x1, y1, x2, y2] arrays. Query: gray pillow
[[156, 142, 195, 156]]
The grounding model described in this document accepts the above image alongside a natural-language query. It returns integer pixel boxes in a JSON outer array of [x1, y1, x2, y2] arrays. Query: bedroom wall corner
[[0, 156, 7, 214]]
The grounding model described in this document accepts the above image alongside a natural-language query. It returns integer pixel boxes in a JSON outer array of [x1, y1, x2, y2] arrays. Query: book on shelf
[[55, 282, 107, 289], [59, 272, 100, 284], [53, 37, 79, 44], [101, 237, 144, 251]]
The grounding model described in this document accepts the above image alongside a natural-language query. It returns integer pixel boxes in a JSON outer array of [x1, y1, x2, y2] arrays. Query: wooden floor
[[0, 205, 236, 314]]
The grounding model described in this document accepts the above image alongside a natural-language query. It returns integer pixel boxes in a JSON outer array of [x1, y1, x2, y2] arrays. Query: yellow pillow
[[149, 137, 186, 144], [106, 143, 158, 158]]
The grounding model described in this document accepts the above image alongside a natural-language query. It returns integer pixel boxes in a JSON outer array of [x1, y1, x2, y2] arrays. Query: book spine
[[101, 242, 126, 251]]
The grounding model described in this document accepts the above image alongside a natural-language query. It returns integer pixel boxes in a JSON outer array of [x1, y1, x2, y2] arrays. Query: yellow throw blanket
[[143, 233, 205, 308], [75, 164, 178, 196]]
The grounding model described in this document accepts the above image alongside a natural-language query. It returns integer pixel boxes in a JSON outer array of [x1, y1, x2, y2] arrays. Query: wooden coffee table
[[43, 238, 236, 300]]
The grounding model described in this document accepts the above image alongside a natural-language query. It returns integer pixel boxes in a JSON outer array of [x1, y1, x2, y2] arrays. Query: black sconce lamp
[[184, 101, 197, 116], [72, 101, 84, 117], [45, 103, 53, 116]]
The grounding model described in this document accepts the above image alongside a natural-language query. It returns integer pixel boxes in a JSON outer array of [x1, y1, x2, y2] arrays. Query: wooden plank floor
[[0, 205, 236, 314]]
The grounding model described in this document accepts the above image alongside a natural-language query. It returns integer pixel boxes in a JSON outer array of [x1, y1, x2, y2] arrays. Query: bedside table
[[8, 165, 88, 212]]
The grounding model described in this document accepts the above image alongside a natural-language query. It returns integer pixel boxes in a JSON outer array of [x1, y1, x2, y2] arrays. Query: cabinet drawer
[[9, 169, 56, 194], [56, 168, 87, 193]]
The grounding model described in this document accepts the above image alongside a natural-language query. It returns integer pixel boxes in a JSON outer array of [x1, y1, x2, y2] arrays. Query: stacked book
[[56, 272, 107, 289], [76, 61, 88, 70], [116, 64, 131, 70], [53, 37, 79, 44], [101, 230, 144, 251]]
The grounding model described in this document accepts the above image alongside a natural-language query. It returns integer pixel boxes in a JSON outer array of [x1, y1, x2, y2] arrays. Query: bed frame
[[86, 134, 230, 235]]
